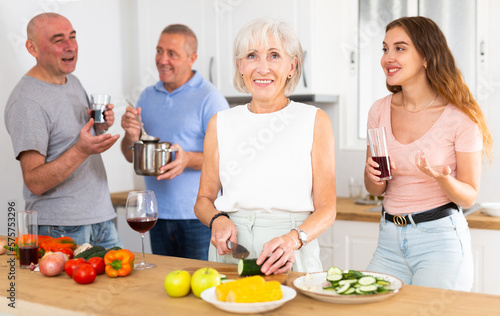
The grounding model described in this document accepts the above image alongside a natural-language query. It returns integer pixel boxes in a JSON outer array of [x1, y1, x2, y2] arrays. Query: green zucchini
[[91, 246, 122, 259], [74, 246, 106, 259], [238, 258, 264, 276]]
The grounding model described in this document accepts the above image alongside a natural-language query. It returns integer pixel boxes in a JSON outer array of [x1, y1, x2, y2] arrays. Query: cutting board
[[184, 266, 288, 284]]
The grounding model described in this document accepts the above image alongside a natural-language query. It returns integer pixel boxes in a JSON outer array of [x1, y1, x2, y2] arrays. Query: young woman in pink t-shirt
[[364, 16, 492, 291]]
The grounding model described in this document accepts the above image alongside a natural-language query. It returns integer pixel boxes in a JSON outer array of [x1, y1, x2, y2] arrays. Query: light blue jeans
[[39, 219, 122, 248], [367, 209, 473, 291]]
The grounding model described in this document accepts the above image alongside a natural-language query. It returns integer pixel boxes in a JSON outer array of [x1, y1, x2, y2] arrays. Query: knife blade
[[227, 241, 250, 259]]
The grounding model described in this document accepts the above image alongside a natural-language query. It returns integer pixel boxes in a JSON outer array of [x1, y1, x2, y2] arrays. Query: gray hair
[[161, 24, 198, 56], [233, 18, 303, 96]]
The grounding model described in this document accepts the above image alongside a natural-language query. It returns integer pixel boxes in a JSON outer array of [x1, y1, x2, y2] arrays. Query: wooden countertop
[[1, 250, 499, 315], [111, 191, 500, 230]]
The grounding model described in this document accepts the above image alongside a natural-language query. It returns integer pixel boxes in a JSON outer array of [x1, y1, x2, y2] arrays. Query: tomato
[[87, 257, 105, 275], [55, 248, 74, 260], [73, 263, 97, 285], [64, 258, 86, 277]]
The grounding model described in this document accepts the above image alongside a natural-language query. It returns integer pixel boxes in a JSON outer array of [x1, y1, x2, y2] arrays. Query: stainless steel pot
[[129, 141, 177, 176]]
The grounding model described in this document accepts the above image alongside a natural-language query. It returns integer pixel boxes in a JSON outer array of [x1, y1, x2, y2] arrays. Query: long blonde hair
[[386, 16, 493, 161]]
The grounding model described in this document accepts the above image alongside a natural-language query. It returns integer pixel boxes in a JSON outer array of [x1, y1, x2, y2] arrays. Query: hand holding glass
[[90, 94, 110, 135], [367, 127, 392, 180], [18, 210, 38, 269], [125, 190, 158, 270]]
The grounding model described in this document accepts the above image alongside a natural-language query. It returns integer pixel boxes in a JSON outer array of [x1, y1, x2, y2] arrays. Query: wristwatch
[[292, 228, 308, 249]]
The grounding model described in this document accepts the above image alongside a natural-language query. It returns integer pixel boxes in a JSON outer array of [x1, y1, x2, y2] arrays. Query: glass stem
[[140, 233, 146, 264]]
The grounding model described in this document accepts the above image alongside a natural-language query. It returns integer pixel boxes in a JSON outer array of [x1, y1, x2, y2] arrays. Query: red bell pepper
[[40, 237, 77, 253]]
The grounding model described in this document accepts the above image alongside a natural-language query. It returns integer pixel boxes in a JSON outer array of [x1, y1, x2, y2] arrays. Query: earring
[[424, 64, 428, 70], [288, 74, 292, 79], [241, 73, 244, 77]]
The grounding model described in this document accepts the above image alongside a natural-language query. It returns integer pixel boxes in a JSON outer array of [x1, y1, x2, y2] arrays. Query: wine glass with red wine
[[125, 190, 158, 270]]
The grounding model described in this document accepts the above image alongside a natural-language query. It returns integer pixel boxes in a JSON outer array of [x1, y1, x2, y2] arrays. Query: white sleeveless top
[[214, 101, 318, 213]]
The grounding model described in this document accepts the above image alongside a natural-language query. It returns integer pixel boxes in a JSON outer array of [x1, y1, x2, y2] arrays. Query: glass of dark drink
[[368, 126, 392, 180], [90, 94, 111, 135], [125, 190, 158, 270], [18, 210, 38, 269]]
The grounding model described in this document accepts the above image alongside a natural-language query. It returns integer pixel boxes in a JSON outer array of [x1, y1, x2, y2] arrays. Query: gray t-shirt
[[4, 74, 116, 225]]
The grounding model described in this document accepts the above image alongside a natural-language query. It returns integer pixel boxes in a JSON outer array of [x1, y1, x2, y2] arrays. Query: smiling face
[[381, 26, 427, 88], [237, 36, 296, 105], [155, 33, 197, 92], [26, 15, 78, 84]]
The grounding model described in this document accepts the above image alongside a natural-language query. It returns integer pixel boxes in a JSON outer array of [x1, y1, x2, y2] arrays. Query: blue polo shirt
[[137, 71, 229, 220]]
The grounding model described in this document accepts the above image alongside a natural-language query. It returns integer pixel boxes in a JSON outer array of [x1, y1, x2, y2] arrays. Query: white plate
[[200, 284, 296, 314], [480, 202, 500, 217], [293, 271, 402, 304]]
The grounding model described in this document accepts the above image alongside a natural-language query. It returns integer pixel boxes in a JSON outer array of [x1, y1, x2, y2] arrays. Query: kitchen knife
[[227, 241, 250, 259]]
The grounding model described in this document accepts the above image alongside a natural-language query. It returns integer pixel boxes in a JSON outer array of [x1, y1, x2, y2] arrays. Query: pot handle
[[155, 148, 178, 152]]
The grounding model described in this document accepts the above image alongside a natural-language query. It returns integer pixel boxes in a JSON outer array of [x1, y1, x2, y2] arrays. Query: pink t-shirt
[[367, 95, 483, 214]]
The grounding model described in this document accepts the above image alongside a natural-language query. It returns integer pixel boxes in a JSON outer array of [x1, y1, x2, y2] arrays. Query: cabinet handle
[[302, 50, 308, 88], [209, 56, 214, 83]]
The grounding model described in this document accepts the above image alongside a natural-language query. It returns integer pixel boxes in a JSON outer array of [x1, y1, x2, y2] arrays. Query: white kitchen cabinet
[[322, 220, 500, 295], [215, 0, 340, 97]]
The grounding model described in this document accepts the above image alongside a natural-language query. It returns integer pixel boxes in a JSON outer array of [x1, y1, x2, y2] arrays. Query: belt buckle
[[393, 215, 407, 226]]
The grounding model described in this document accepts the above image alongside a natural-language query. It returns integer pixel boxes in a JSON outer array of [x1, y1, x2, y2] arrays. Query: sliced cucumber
[[336, 282, 351, 294], [360, 285, 378, 292], [326, 274, 342, 282], [238, 258, 264, 276], [358, 276, 376, 285], [327, 266, 342, 276], [323, 266, 394, 296]]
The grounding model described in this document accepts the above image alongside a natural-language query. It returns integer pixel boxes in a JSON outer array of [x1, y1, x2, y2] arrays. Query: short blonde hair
[[233, 18, 303, 96]]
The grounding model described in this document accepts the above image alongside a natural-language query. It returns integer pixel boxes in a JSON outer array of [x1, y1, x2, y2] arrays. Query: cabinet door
[[329, 220, 379, 270], [216, 0, 311, 97], [133, 0, 216, 92]]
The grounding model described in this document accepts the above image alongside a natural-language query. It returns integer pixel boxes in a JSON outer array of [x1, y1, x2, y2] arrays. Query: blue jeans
[[149, 219, 210, 260], [39, 220, 122, 248], [367, 209, 473, 291]]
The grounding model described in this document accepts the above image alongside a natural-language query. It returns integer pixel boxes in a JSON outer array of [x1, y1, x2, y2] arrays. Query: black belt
[[383, 202, 460, 226]]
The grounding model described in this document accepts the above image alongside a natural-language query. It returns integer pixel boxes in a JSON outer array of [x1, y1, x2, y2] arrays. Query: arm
[[20, 119, 119, 195], [194, 114, 237, 255], [120, 106, 142, 163], [156, 148, 203, 180], [258, 110, 337, 275], [364, 147, 389, 196], [416, 150, 482, 208]]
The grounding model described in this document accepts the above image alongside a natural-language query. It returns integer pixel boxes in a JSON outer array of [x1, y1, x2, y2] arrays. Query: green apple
[[164, 270, 191, 298], [191, 267, 221, 298]]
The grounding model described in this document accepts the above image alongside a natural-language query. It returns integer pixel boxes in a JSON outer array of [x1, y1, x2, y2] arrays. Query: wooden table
[[1, 251, 499, 315]]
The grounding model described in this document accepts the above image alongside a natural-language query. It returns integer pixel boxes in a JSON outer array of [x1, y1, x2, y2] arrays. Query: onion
[[0, 238, 7, 255], [45, 251, 69, 262], [39, 252, 66, 277]]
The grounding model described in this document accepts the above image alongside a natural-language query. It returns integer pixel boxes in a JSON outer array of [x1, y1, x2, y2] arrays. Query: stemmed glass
[[125, 190, 158, 270]]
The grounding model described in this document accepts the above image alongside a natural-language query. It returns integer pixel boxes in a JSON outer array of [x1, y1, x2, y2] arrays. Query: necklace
[[403, 92, 439, 113], [247, 98, 291, 113]]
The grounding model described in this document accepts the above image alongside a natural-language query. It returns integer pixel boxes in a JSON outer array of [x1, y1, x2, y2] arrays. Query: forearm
[[194, 195, 220, 227], [436, 175, 479, 208], [294, 203, 336, 244], [22, 147, 88, 195], [364, 171, 387, 196], [121, 133, 135, 163], [186, 151, 203, 170]]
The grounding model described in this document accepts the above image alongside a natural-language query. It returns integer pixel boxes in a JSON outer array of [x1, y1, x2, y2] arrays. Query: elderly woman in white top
[[194, 18, 336, 275]]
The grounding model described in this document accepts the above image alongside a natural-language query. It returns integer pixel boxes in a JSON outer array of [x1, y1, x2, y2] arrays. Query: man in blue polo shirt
[[121, 24, 229, 259]]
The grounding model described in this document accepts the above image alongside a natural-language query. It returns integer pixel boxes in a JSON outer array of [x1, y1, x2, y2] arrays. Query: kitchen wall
[[0, 0, 499, 237]]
